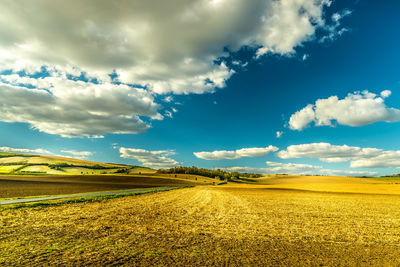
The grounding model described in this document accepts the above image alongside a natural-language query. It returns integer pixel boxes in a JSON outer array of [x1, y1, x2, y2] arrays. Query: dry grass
[[1, 177, 400, 265], [29, 155, 124, 168], [233, 175, 400, 195], [61, 167, 120, 175], [128, 167, 157, 174], [0, 156, 29, 164]]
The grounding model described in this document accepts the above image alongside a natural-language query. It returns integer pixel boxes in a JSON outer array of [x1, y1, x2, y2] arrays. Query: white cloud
[[119, 147, 179, 168], [60, 150, 93, 159], [163, 96, 174, 103], [218, 161, 321, 175], [165, 110, 173, 118], [319, 169, 377, 176], [302, 54, 309, 61], [0, 74, 160, 138], [276, 131, 283, 138], [350, 151, 400, 169], [266, 161, 322, 173], [320, 9, 352, 42], [277, 142, 382, 162], [232, 60, 248, 68], [219, 162, 377, 176], [194, 146, 278, 160], [277, 142, 400, 170], [0, 0, 338, 95], [0, 0, 347, 137], [381, 90, 391, 98], [289, 104, 315, 131], [289, 91, 400, 130], [0, 146, 51, 155]]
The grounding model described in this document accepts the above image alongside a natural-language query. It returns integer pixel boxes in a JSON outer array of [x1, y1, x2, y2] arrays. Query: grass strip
[[0, 186, 193, 210], [371, 176, 400, 182]]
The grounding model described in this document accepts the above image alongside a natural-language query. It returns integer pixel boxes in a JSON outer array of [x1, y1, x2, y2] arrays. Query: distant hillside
[[0, 153, 156, 175]]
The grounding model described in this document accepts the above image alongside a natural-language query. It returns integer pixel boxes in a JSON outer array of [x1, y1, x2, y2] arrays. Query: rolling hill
[[0, 152, 155, 175]]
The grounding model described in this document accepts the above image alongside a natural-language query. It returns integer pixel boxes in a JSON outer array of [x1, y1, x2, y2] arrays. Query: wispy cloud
[[277, 142, 400, 169], [0, 146, 51, 155], [194, 146, 278, 160], [219, 161, 377, 176], [60, 150, 93, 159], [0, 76, 160, 138], [119, 147, 179, 168]]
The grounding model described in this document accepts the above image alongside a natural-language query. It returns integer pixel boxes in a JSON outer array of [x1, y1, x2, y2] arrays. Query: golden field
[[1, 175, 400, 265]]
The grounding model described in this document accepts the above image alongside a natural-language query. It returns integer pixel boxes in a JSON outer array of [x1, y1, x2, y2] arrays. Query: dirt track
[[2, 184, 400, 266]]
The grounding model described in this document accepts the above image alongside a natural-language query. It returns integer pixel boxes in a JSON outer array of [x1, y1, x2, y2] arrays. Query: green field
[[0, 153, 155, 175]]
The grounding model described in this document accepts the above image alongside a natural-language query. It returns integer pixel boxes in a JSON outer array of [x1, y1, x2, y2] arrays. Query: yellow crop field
[[1, 175, 400, 265], [0, 157, 28, 164], [62, 167, 120, 175], [18, 165, 65, 175], [0, 165, 24, 173], [128, 166, 158, 174]]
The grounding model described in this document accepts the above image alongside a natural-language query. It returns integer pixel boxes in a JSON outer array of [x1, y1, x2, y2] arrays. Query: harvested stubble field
[[0, 175, 212, 198], [1, 176, 400, 266]]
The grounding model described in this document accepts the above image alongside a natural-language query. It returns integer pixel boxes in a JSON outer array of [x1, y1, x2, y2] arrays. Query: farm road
[[0, 186, 180, 205]]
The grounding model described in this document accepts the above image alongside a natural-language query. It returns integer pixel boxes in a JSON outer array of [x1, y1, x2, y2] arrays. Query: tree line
[[157, 166, 262, 180]]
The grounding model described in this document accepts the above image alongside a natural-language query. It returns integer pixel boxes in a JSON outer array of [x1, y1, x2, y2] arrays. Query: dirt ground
[[0, 175, 212, 198], [1, 180, 400, 266]]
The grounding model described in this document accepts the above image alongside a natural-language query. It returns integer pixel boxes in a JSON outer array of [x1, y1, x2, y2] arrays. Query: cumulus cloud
[[0, 0, 338, 93], [0, 0, 346, 137], [381, 90, 391, 98], [219, 162, 377, 176], [289, 104, 315, 131], [277, 142, 400, 170], [60, 150, 93, 159], [119, 147, 179, 168], [194, 146, 278, 160], [219, 162, 321, 175], [289, 91, 400, 130], [266, 161, 322, 173], [319, 169, 377, 176], [0, 75, 160, 137], [350, 151, 400, 169], [0, 146, 51, 155], [277, 142, 382, 162]]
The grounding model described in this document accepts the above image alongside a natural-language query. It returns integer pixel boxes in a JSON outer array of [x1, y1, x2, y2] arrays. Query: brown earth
[[2, 180, 400, 266], [0, 175, 213, 198]]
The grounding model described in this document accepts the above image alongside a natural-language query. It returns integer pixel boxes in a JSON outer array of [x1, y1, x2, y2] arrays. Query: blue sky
[[0, 0, 399, 176]]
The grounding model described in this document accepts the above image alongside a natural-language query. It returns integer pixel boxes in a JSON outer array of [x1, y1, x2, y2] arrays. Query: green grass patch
[[370, 176, 400, 182], [0, 186, 193, 210]]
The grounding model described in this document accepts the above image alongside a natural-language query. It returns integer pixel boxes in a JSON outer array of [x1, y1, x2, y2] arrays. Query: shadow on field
[[0, 175, 201, 198]]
